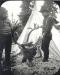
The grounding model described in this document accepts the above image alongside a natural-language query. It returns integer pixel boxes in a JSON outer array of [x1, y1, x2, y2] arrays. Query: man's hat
[[40, 6, 49, 12], [40, 9, 49, 12]]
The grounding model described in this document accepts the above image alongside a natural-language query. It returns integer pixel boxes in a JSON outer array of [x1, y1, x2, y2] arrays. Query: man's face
[[42, 11, 49, 17]]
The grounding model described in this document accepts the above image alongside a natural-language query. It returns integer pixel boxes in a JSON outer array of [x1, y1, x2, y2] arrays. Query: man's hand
[[54, 23, 60, 30]]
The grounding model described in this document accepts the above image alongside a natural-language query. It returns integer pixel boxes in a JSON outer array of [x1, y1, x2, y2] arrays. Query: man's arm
[[54, 23, 60, 30]]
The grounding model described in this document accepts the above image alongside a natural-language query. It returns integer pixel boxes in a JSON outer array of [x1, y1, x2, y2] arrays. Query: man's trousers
[[41, 33, 52, 60], [0, 34, 12, 67]]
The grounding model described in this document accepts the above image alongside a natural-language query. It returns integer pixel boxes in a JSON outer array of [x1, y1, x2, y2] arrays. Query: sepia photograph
[[0, 0, 60, 75]]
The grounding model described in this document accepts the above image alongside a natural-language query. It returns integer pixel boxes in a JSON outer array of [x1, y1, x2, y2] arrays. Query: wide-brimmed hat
[[40, 6, 49, 13], [40, 9, 49, 12]]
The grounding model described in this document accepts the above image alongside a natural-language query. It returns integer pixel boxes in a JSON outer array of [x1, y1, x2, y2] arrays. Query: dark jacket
[[42, 17, 58, 36], [0, 19, 11, 37]]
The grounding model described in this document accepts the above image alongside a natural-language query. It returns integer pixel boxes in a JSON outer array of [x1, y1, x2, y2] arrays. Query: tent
[[17, 1, 44, 44], [17, 1, 60, 60]]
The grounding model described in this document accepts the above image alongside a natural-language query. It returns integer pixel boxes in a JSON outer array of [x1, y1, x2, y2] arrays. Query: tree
[[41, 0, 58, 18], [18, 0, 35, 40], [18, 0, 35, 27]]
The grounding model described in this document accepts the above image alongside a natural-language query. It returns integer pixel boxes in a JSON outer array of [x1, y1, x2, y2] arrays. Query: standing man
[[0, 7, 12, 72], [40, 9, 59, 62]]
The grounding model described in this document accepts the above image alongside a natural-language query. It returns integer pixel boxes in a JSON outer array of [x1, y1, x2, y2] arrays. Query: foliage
[[19, 14, 30, 27], [17, 0, 33, 41], [18, 0, 34, 27], [41, 1, 58, 18], [13, 0, 35, 42]]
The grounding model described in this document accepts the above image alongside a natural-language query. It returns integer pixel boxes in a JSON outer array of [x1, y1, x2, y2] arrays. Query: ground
[[2, 44, 60, 75], [10, 53, 60, 75]]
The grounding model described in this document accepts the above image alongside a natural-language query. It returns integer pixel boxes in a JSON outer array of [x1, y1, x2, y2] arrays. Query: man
[[0, 7, 12, 72], [40, 9, 60, 62]]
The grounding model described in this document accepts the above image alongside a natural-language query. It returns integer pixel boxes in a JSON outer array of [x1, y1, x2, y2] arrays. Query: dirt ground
[[2, 43, 60, 75], [10, 53, 60, 75]]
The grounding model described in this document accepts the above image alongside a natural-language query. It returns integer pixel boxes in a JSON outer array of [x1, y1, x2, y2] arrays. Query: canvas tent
[[16, 1, 60, 60], [17, 1, 44, 44]]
